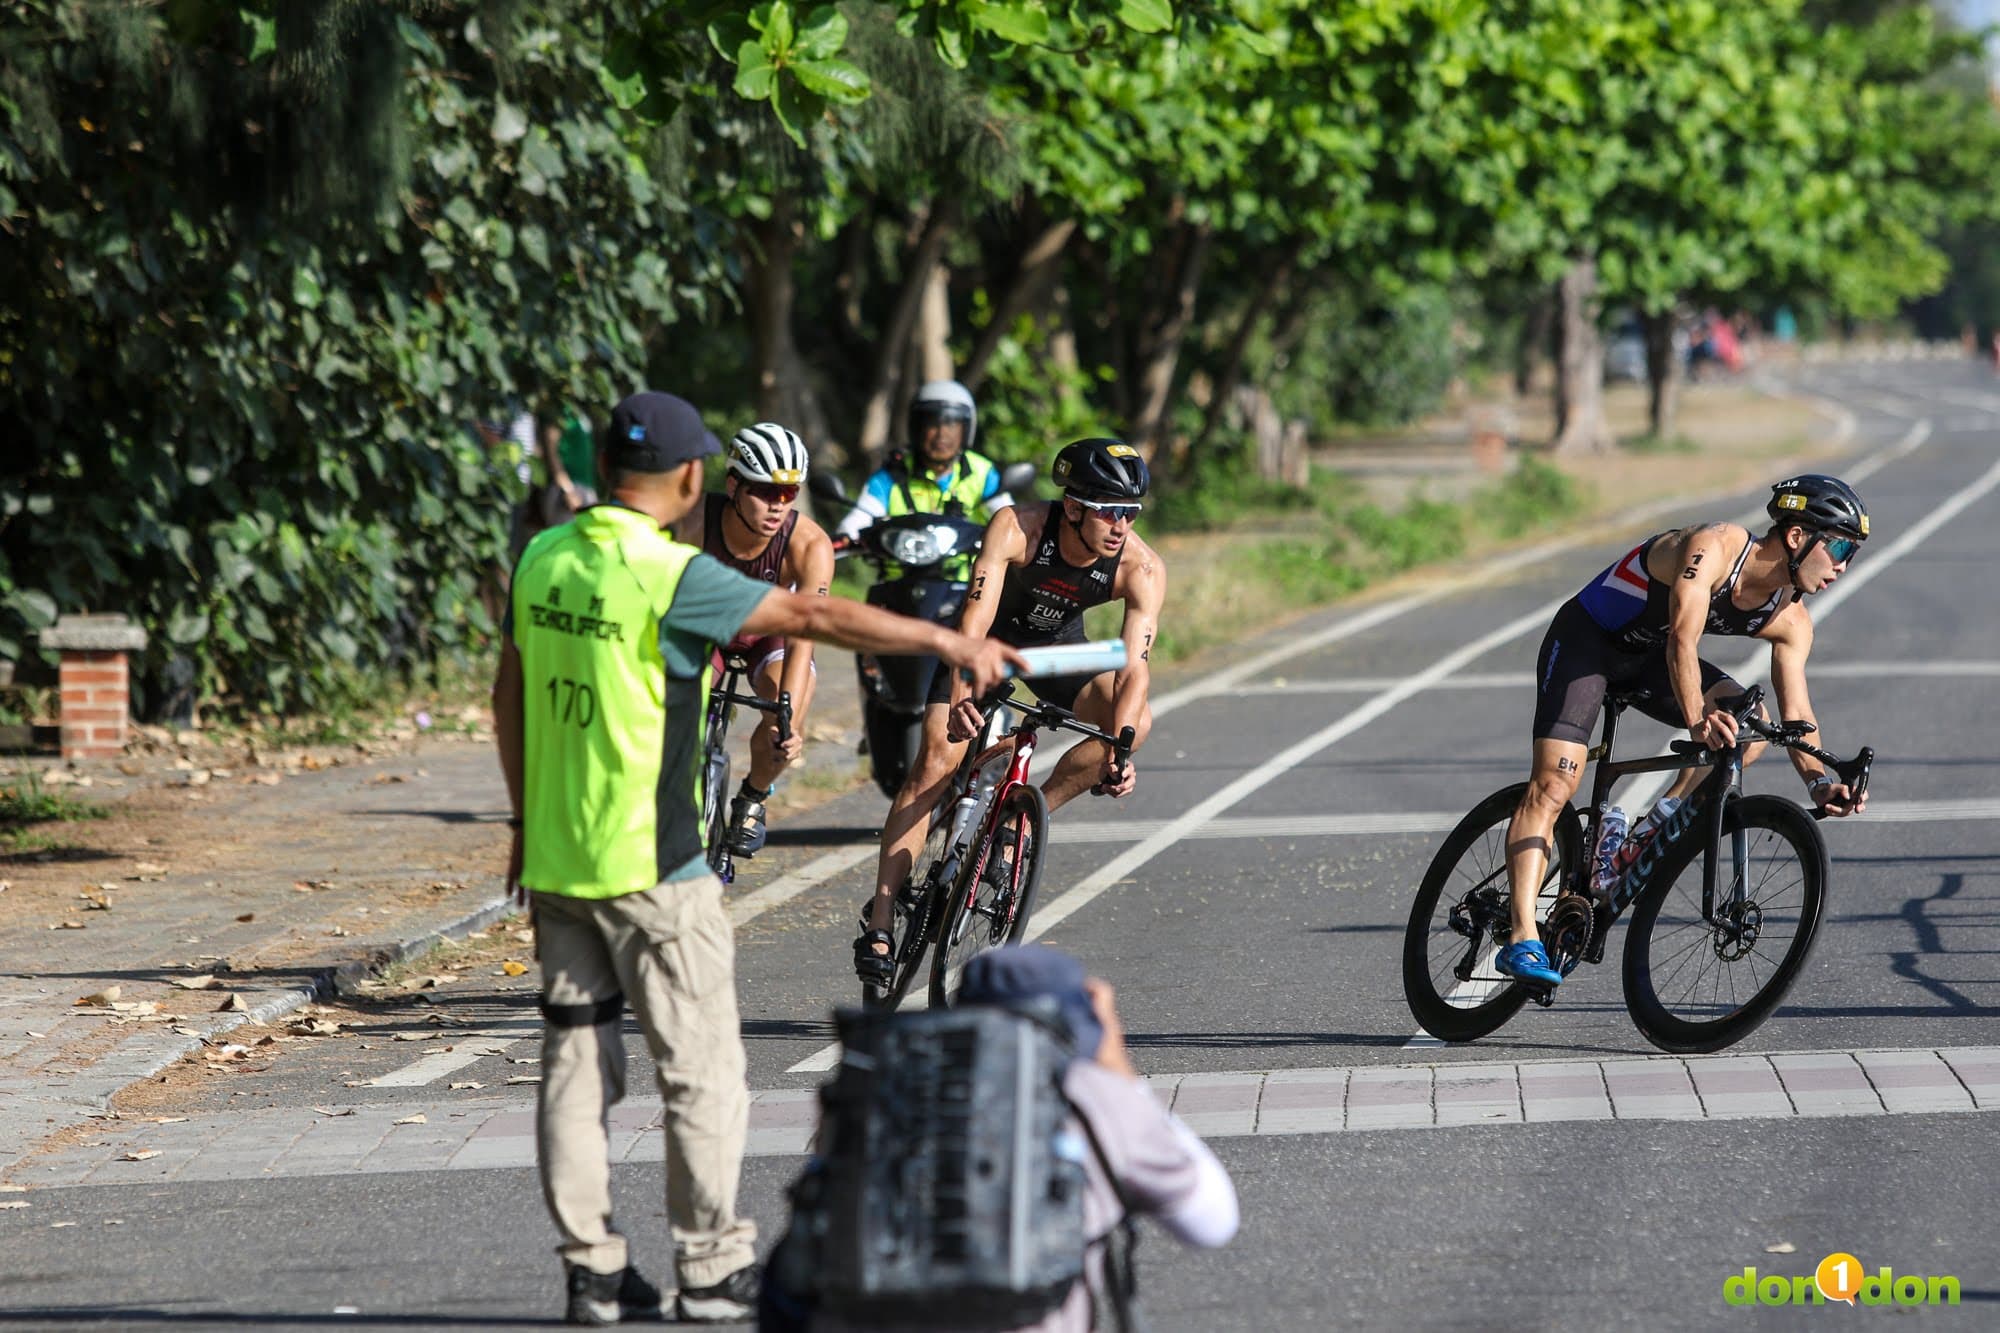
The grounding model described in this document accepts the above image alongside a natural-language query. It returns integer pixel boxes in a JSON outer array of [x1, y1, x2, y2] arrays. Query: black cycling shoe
[[564, 1263, 662, 1327], [725, 786, 768, 856], [854, 901, 895, 986]]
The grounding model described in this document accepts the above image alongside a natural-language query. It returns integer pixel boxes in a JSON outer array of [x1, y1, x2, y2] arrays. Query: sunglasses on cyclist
[[1069, 495, 1143, 524], [1821, 535, 1859, 564], [743, 482, 800, 505]]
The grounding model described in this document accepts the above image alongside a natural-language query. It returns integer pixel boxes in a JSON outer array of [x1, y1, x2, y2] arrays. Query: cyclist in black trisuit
[[855, 438, 1167, 984], [1494, 474, 1874, 987]]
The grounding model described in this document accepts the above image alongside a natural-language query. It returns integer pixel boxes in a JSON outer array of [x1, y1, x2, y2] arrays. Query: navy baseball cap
[[604, 392, 721, 472], [960, 945, 1104, 1059]]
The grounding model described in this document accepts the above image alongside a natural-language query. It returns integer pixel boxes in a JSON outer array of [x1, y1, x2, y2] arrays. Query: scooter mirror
[[807, 471, 850, 506], [997, 461, 1038, 497]]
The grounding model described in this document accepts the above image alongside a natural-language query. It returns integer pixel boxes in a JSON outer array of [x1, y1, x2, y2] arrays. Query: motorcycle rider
[[833, 380, 1014, 578], [855, 438, 1166, 986], [677, 422, 835, 858]]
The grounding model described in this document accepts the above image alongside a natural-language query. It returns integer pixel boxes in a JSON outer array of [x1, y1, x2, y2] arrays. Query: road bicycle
[[864, 646, 1136, 1012], [1403, 685, 1872, 1054], [701, 651, 792, 886]]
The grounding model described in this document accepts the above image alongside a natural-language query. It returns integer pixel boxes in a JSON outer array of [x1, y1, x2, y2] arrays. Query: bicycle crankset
[[1712, 901, 1763, 961], [1542, 895, 1595, 979]]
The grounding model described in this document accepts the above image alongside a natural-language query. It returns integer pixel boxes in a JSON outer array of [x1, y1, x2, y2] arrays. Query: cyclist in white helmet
[[678, 421, 835, 856]]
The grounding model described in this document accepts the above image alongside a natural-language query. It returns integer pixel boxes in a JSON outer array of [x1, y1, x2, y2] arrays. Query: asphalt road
[[6, 358, 2000, 1330]]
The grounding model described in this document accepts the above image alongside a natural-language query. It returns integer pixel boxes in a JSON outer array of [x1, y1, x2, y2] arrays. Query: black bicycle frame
[[1572, 697, 1742, 949]]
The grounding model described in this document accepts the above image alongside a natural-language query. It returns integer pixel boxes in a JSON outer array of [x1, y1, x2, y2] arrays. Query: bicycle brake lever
[[1810, 746, 1873, 820]]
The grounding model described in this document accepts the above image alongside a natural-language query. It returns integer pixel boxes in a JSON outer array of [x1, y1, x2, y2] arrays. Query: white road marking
[[362, 1030, 531, 1088], [1052, 798, 2000, 845], [27, 1045, 2000, 1186], [1230, 660, 2000, 696]]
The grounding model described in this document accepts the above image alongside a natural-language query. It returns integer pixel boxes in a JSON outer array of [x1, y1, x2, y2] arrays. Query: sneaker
[[677, 1263, 760, 1323], [565, 1263, 663, 1326], [1494, 940, 1563, 987], [725, 793, 768, 856]]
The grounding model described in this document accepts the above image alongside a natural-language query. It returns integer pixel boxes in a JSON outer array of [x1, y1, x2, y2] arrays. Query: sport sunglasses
[[1069, 495, 1143, 523], [1821, 534, 1860, 564], [743, 481, 800, 505]]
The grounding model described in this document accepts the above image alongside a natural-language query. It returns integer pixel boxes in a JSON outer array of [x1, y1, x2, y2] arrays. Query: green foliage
[[0, 769, 106, 830], [960, 305, 1111, 474], [1480, 457, 1586, 538], [1266, 282, 1461, 435], [0, 4, 684, 715]]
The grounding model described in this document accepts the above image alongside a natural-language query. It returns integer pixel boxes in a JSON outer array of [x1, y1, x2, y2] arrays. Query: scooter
[[810, 461, 1036, 798]]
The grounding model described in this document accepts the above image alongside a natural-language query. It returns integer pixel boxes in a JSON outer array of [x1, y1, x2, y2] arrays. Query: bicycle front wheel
[[1403, 782, 1582, 1043], [929, 785, 1049, 1008], [1622, 795, 1827, 1054], [862, 796, 957, 1011], [702, 749, 732, 877]]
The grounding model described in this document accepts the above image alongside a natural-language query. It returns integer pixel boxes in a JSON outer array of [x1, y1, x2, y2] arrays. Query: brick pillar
[[38, 615, 150, 762], [59, 651, 131, 759]]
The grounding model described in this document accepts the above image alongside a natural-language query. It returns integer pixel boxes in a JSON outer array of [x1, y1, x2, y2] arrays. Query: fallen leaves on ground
[[0, 1200, 28, 1210], [75, 987, 121, 1007], [216, 993, 247, 1012], [130, 862, 168, 879], [169, 975, 217, 990], [500, 960, 528, 977], [120, 1150, 160, 1162], [1765, 1241, 1797, 1254], [288, 1017, 344, 1037], [79, 889, 112, 911], [52, 920, 86, 930], [393, 1113, 427, 1126], [449, 1081, 483, 1090], [505, 1075, 541, 1085], [312, 1107, 356, 1117]]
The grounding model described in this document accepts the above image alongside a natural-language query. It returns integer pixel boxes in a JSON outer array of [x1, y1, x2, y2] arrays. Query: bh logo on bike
[[1722, 1251, 1961, 1307]]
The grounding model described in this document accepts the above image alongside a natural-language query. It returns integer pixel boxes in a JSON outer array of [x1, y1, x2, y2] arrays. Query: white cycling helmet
[[728, 421, 808, 485]]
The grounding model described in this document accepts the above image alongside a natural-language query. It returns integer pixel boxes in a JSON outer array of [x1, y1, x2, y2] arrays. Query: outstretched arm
[[1764, 605, 1864, 815]]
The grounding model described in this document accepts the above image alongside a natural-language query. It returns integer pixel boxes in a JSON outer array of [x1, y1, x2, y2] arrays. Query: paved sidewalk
[[8, 1046, 1996, 1191], [0, 742, 515, 1173]]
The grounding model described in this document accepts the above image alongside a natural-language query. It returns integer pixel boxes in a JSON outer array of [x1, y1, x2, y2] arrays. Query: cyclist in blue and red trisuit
[[1494, 474, 1874, 987]]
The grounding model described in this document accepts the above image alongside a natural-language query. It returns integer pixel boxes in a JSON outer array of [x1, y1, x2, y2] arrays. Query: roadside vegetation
[[4, 1, 1997, 729]]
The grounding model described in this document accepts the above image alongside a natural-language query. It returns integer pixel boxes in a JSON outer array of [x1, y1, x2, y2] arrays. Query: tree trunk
[[1515, 288, 1555, 397], [856, 200, 962, 458], [916, 260, 954, 383], [1643, 307, 1682, 441], [746, 199, 838, 463], [1190, 242, 1301, 463], [961, 215, 1078, 394], [1127, 218, 1214, 454], [1551, 255, 1612, 454]]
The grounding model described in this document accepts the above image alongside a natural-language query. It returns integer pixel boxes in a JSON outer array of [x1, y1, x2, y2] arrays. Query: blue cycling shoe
[[1495, 940, 1563, 987]]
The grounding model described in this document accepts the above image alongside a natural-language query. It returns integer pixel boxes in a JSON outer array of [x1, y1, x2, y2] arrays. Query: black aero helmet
[[1767, 474, 1869, 540], [1052, 438, 1150, 500]]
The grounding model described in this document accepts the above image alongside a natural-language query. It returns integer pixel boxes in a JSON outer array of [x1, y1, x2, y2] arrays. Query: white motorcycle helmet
[[907, 380, 977, 456]]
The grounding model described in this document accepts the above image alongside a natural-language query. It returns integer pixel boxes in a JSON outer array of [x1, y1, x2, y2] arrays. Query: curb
[[0, 889, 517, 1174]]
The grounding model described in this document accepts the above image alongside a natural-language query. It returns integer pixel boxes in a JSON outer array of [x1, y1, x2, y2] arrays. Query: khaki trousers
[[532, 874, 755, 1288]]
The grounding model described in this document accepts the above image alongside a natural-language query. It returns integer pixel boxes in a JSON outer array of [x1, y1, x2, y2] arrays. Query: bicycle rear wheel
[[1622, 795, 1827, 1054], [1402, 782, 1582, 1043], [929, 785, 1049, 1008]]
